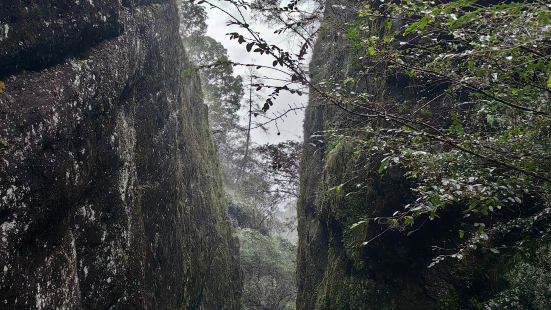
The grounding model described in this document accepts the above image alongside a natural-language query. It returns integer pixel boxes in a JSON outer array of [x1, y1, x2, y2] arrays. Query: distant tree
[[177, 0, 208, 38], [184, 35, 244, 151], [239, 229, 297, 310], [178, 1, 245, 184], [227, 141, 300, 233], [256, 141, 302, 199]]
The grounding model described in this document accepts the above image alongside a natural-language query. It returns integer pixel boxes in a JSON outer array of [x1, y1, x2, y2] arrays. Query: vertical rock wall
[[0, 1, 241, 309], [297, 1, 551, 309]]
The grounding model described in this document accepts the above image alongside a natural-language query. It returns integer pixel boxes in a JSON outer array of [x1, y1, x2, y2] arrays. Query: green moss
[[322, 138, 372, 223], [311, 137, 381, 307], [315, 251, 376, 310], [178, 62, 242, 309]]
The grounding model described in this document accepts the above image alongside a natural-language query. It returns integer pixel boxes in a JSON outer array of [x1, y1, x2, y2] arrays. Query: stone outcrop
[[296, 1, 551, 309], [0, 1, 241, 308]]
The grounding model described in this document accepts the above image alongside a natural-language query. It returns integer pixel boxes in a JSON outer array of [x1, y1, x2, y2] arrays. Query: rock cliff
[[296, 1, 551, 309], [0, 1, 241, 308]]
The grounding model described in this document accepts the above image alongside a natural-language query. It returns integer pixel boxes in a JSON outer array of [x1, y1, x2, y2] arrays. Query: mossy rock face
[[296, 0, 551, 309], [0, 0, 241, 308], [481, 241, 551, 309]]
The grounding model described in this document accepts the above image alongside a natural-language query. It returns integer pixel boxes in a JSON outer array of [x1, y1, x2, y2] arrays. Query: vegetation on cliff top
[[331, 0, 551, 265]]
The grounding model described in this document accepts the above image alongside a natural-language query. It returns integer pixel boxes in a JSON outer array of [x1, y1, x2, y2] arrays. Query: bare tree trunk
[[235, 72, 253, 184]]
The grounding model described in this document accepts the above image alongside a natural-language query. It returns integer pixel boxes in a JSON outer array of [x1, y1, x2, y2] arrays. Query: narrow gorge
[[1, 0, 550, 309]]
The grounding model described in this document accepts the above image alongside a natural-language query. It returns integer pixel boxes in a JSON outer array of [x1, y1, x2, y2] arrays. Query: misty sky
[[204, 3, 308, 145]]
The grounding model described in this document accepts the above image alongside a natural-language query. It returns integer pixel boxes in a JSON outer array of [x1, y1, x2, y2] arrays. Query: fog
[[205, 4, 307, 145]]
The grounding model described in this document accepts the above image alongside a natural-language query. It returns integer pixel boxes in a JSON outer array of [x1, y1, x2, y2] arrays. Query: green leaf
[[378, 162, 387, 174], [538, 10, 549, 24], [547, 76, 551, 89], [449, 111, 465, 136], [448, 10, 479, 29], [481, 206, 489, 217], [358, 4, 371, 17], [430, 195, 442, 207], [343, 77, 356, 87], [404, 15, 430, 35], [345, 27, 360, 41], [367, 46, 377, 56]]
